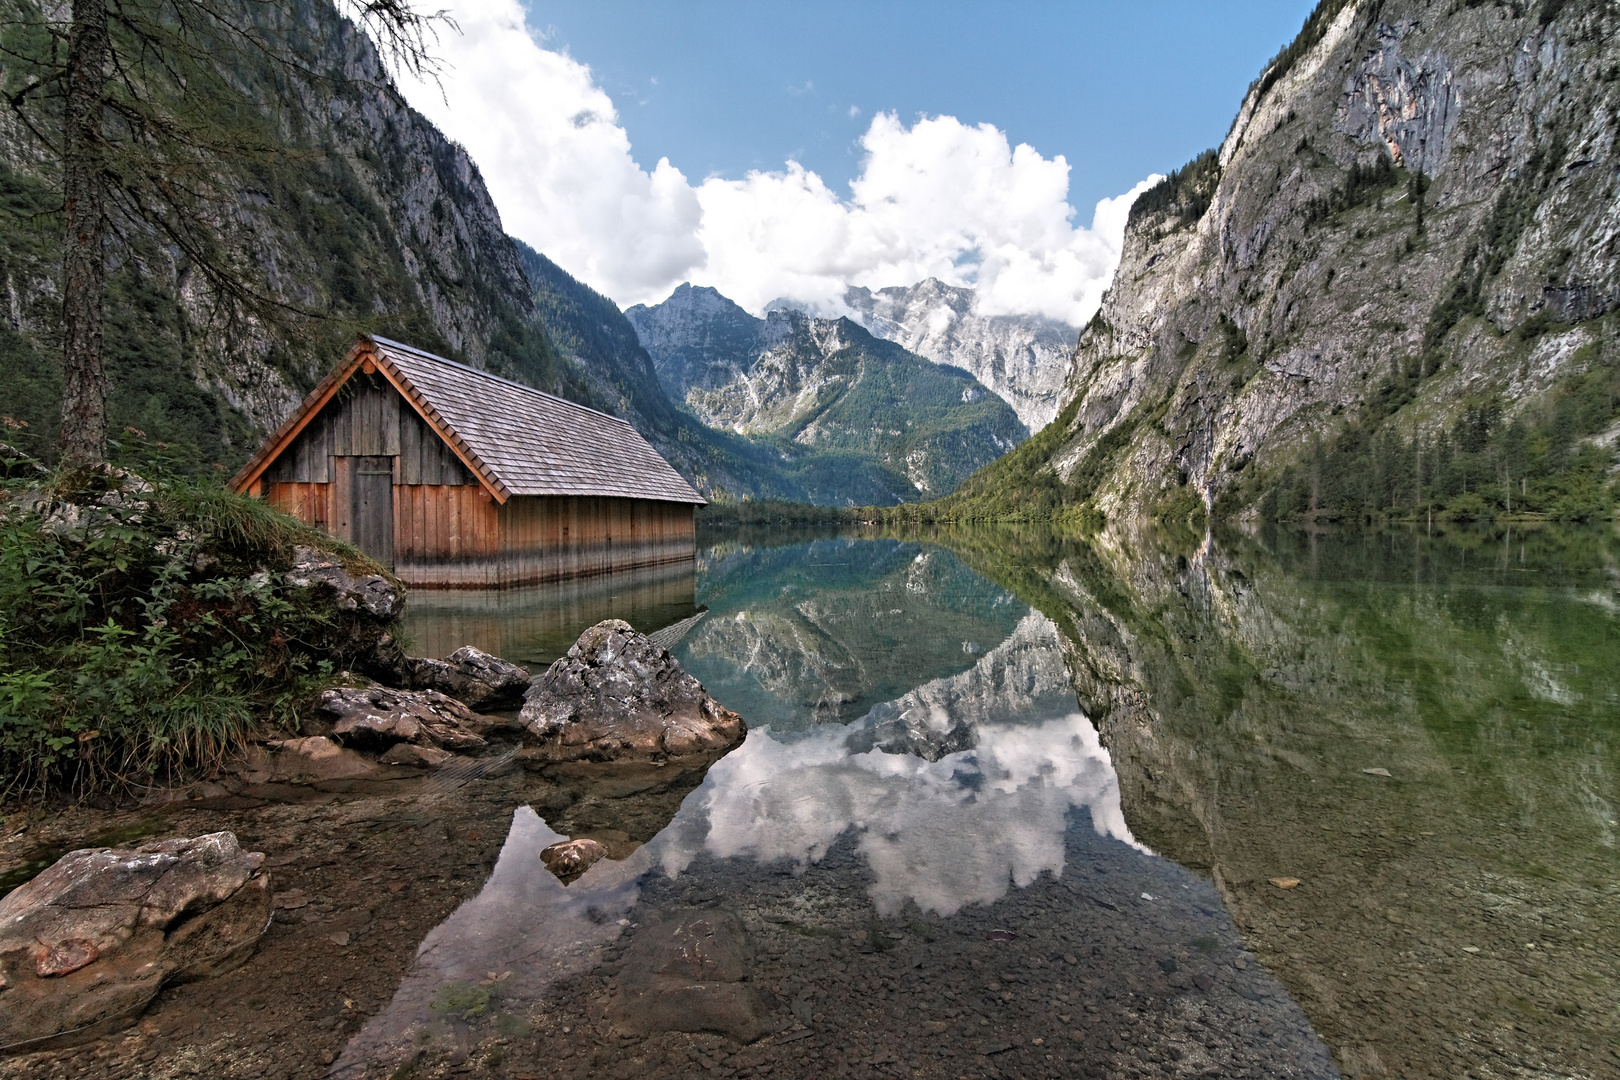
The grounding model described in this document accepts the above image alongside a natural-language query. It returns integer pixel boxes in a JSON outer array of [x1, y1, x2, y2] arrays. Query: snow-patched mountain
[[626, 285, 1027, 500], [794, 280, 1078, 431]]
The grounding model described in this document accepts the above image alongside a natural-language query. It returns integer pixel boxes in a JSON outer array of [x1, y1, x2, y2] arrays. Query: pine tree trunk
[[58, 0, 110, 470]]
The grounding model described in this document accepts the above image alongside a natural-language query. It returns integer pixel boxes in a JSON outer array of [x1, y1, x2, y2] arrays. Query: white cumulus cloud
[[397, 0, 1155, 324]]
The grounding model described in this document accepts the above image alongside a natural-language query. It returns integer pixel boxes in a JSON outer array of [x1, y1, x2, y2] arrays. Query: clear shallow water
[[371, 524, 1620, 1079], [401, 558, 701, 670], [355, 538, 1339, 1078]]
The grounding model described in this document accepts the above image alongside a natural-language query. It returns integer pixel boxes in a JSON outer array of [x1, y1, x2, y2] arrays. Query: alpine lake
[[4, 521, 1617, 1080]]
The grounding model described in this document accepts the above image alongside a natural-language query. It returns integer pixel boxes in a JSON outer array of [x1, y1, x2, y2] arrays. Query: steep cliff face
[[1045, 0, 1620, 520], [628, 284, 1029, 500], [838, 279, 1078, 431], [0, 0, 585, 466]]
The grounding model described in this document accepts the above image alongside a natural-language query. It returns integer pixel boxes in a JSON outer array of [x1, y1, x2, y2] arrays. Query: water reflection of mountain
[[948, 522, 1620, 1080], [677, 538, 1024, 730]]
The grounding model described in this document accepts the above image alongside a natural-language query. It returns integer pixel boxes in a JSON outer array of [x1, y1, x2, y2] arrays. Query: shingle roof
[[370, 337, 704, 504], [230, 336, 704, 505]]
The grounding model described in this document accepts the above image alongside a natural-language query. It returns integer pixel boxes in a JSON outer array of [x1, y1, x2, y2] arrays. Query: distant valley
[[626, 285, 1028, 501]]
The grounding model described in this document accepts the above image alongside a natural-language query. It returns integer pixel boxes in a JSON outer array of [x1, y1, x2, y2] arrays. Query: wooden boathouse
[[230, 335, 705, 588]]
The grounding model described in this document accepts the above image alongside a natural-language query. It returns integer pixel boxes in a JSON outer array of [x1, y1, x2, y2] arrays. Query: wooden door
[[350, 456, 395, 568]]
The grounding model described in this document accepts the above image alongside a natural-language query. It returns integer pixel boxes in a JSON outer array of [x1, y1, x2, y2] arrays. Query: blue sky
[[521, 1, 1318, 215], [400, 0, 1319, 318]]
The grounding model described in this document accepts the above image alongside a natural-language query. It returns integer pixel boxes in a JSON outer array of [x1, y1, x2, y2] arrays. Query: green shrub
[[0, 467, 395, 799], [1442, 491, 1489, 522]]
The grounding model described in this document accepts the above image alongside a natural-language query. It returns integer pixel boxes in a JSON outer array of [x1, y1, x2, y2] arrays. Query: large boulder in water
[[519, 620, 745, 763], [0, 832, 270, 1050]]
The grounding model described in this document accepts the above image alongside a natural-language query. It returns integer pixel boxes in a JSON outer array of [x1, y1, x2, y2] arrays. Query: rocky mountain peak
[[838, 279, 1078, 431], [626, 284, 1027, 502]]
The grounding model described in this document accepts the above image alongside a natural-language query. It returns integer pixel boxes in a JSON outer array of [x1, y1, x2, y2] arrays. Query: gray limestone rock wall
[[0, 0, 561, 460], [840, 279, 1078, 432], [1044, 0, 1620, 517]]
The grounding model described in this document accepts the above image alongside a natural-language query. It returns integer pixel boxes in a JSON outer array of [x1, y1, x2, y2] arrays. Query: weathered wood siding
[[264, 373, 472, 488], [393, 484, 502, 587], [266, 482, 332, 528], [393, 494, 694, 589], [495, 496, 696, 588], [260, 371, 696, 588]]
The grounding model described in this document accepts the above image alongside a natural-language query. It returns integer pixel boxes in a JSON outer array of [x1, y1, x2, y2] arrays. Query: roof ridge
[[369, 335, 635, 428]]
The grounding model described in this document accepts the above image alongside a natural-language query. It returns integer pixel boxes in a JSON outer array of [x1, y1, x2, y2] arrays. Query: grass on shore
[[0, 454, 395, 801]]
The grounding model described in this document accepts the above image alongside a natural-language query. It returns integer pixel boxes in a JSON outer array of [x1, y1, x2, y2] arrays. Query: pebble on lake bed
[[539, 837, 609, 883]]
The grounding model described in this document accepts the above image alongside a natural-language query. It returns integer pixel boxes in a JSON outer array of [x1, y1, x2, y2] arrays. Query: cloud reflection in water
[[659, 611, 1142, 915]]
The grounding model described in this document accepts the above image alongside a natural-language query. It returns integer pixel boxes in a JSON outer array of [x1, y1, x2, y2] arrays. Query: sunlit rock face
[[838, 279, 1077, 431], [1037, 0, 1620, 519]]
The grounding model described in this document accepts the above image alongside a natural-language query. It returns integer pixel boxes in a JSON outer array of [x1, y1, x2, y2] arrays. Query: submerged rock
[[377, 742, 456, 768], [396, 646, 532, 711], [318, 686, 494, 751], [243, 735, 382, 784], [539, 838, 608, 883], [609, 908, 777, 1043], [520, 620, 745, 763], [0, 832, 270, 1050]]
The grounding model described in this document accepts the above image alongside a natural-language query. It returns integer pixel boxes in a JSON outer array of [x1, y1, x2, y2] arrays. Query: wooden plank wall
[[393, 485, 503, 587], [266, 482, 332, 529], [394, 495, 694, 589], [264, 374, 470, 486], [492, 496, 696, 588]]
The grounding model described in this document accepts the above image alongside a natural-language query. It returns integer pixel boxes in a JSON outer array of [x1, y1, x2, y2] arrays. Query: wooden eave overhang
[[228, 338, 511, 504]]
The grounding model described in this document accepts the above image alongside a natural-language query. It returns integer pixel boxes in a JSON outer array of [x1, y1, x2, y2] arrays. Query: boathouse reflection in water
[[401, 557, 700, 668]]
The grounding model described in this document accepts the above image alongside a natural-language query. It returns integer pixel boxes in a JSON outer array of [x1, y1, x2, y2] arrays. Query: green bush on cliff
[[0, 462, 393, 799], [1260, 337, 1620, 524]]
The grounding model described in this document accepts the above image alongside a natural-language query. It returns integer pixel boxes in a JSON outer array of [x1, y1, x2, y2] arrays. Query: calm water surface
[[382, 525, 1618, 1080]]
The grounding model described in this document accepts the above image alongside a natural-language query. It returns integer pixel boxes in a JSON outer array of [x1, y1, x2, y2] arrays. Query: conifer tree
[[2, 0, 450, 468]]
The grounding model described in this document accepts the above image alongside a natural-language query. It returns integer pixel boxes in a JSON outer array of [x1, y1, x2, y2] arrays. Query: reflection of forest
[[932, 521, 1620, 1080]]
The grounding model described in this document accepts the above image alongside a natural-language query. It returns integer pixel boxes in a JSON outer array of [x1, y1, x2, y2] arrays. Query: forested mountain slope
[[994, 0, 1619, 523], [0, 0, 591, 470]]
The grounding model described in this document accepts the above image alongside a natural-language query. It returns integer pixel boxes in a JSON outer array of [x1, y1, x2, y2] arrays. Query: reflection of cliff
[[678, 540, 1023, 731], [855, 611, 1078, 760], [959, 523, 1620, 1080]]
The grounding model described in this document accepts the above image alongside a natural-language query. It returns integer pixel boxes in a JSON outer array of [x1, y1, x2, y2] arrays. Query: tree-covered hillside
[[0, 0, 593, 472]]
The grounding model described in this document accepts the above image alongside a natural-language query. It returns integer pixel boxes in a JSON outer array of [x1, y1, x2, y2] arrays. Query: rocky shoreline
[[0, 617, 747, 1063]]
